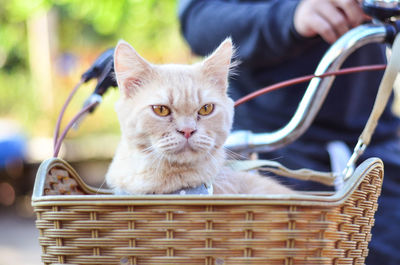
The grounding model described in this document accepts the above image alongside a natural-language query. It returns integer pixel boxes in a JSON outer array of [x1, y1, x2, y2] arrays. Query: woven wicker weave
[[32, 157, 383, 265]]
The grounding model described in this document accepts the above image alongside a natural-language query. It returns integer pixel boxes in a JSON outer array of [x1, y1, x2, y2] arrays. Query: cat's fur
[[106, 39, 294, 195]]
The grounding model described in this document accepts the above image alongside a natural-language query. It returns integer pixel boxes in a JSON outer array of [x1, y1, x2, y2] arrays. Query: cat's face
[[113, 39, 234, 163]]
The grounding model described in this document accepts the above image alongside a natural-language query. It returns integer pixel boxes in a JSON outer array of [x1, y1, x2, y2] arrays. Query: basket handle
[[343, 33, 400, 179]]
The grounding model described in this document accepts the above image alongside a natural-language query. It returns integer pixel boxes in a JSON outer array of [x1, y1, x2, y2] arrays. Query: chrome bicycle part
[[225, 24, 389, 153], [363, 0, 400, 21]]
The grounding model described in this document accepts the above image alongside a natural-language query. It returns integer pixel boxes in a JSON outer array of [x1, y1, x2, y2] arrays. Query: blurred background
[[0, 0, 193, 264], [2, 1, 400, 265]]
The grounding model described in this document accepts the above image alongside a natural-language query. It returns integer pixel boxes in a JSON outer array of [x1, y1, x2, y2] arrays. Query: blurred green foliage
[[0, 0, 193, 138]]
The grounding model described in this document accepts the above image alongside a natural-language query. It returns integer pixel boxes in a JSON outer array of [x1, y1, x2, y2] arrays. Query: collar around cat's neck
[[114, 183, 213, 195], [170, 183, 213, 195]]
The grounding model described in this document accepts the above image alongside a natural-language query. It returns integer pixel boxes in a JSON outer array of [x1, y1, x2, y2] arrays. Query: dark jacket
[[179, 0, 400, 146]]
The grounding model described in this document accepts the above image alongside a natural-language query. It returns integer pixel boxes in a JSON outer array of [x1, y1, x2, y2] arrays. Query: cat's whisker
[[206, 151, 222, 173], [155, 153, 166, 179], [223, 147, 248, 161], [209, 151, 228, 180], [140, 152, 154, 160], [96, 178, 107, 195], [198, 135, 214, 142], [208, 151, 228, 185], [149, 138, 175, 177], [141, 151, 157, 160], [137, 148, 157, 161], [155, 137, 181, 153], [141, 145, 156, 154], [192, 135, 214, 151], [151, 151, 161, 175]]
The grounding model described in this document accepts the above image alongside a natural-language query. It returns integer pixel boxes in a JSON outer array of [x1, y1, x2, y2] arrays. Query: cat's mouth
[[155, 134, 212, 157], [174, 141, 198, 154]]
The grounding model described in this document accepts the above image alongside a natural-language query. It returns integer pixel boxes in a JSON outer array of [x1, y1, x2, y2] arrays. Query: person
[[178, 0, 400, 264]]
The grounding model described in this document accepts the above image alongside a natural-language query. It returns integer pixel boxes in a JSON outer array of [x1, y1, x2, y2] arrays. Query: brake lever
[[73, 48, 118, 129], [82, 47, 117, 108]]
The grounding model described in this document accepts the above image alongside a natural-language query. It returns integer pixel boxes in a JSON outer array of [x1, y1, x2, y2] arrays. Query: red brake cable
[[234, 64, 386, 107]]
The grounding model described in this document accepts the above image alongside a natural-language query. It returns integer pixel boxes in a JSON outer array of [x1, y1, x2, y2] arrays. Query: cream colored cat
[[106, 38, 294, 195]]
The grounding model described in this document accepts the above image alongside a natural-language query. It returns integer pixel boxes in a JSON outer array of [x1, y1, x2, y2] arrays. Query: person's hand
[[294, 0, 366, 43]]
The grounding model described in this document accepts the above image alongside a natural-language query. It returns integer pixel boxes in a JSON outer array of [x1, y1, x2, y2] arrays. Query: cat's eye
[[198, 104, 214, 116], [152, 105, 171, 116]]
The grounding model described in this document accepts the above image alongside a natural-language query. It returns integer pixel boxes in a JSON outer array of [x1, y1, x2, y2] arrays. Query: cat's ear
[[114, 40, 152, 97], [202, 38, 235, 93]]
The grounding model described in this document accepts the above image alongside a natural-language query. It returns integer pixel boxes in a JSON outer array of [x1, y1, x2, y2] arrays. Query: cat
[[105, 38, 295, 195]]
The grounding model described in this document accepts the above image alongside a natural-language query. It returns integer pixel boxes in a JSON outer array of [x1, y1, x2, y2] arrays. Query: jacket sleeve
[[179, 0, 319, 67]]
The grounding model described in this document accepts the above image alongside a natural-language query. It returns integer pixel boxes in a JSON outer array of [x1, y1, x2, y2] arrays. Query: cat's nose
[[177, 128, 197, 139]]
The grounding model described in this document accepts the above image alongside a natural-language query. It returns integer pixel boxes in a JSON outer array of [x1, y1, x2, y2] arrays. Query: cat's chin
[[174, 142, 198, 154], [166, 150, 203, 163], [162, 145, 211, 164], [162, 140, 200, 154]]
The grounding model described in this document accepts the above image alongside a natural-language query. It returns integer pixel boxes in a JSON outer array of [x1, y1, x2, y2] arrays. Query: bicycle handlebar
[[225, 23, 397, 153]]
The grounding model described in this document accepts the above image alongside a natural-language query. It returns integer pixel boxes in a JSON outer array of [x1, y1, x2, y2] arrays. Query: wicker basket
[[31, 156, 383, 265]]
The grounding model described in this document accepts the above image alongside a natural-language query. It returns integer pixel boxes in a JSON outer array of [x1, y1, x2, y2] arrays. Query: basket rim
[[31, 157, 383, 207]]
